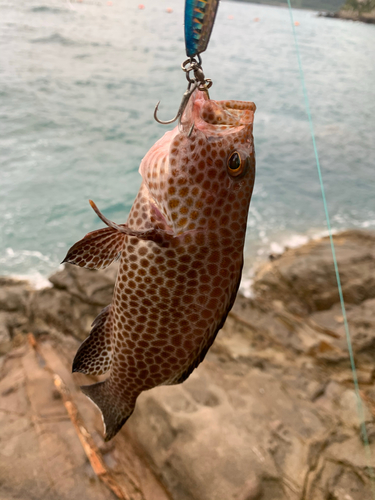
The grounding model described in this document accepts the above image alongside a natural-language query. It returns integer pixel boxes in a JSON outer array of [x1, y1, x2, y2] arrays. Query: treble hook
[[154, 82, 198, 125]]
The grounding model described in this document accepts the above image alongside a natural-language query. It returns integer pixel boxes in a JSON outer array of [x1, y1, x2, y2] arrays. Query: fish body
[[185, 0, 220, 57], [64, 91, 256, 440]]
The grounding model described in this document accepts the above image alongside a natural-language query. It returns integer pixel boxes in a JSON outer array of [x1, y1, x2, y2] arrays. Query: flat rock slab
[[254, 230, 375, 314], [127, 343, 375, 500], [0, 340, 172, 500]]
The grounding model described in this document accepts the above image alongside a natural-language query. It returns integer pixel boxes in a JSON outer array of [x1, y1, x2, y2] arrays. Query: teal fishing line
[[286, 0, 375, 491]]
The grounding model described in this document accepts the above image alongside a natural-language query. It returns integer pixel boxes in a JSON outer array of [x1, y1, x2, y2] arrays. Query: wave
[[31, 32, 112, 48], [30, 6, 68, 14], [268, 233, 310, 256], [0, 248, 54, 265], [0, 248, 60, 288], [31, 33, 79, 46]]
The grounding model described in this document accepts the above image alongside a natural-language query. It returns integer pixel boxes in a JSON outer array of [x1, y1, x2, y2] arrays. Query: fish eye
[[227, 151, 243, 177]]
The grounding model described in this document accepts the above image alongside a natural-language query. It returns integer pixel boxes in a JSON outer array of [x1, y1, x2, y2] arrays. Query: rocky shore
[[1, 229, 375, 500], [319, 1, 375, 24]]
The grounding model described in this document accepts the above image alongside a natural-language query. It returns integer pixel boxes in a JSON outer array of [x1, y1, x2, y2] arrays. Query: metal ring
[[198, 79, 213, 91], [181, 58, 195, 72], [181, 57, 202, 73], [185, 72, 195, 84]]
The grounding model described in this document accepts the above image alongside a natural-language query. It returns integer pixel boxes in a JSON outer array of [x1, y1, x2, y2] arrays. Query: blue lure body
[[184, 0, 220, 58]]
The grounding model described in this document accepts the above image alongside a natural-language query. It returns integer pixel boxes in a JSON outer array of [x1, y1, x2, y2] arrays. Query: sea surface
[[0, 0, 374, 291]]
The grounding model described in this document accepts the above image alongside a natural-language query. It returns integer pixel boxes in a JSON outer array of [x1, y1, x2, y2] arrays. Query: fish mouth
[[181, 90, 256, 135]]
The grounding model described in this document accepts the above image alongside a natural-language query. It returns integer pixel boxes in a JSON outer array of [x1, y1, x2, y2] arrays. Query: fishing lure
[[184, 0, 220, 58], [154, 0, 219, 127]]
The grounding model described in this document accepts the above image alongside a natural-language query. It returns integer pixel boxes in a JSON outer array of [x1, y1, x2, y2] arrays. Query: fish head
[[140, 90, 256, 236]]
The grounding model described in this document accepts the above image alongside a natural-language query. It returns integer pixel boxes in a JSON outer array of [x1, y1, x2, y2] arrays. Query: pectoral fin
[[89, 199, 174, 246], [62, 224, 126, 270]]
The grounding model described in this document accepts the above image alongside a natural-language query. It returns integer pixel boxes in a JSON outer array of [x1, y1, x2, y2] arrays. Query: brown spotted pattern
[[67, 91, 256, 441], [72, 305, 113, 375]]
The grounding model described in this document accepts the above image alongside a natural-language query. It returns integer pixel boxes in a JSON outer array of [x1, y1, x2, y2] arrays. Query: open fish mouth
[[181, 90, 256, 136]]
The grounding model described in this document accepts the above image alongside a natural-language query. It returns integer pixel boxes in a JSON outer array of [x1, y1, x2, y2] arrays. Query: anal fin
[[72, 305, 113, 375]]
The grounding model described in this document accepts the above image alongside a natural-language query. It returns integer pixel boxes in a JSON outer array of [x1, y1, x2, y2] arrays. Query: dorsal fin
[[72, 305, 113, 375], [62, 225, 126, 270]]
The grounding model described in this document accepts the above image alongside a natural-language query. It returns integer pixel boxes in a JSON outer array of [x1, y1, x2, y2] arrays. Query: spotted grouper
[[63, 90, 256, 441]]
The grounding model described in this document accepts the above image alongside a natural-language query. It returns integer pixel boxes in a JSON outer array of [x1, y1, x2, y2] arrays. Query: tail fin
[[81, 381, 135, 441]]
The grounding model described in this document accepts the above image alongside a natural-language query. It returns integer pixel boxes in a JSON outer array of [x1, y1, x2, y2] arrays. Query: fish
[[63, 90, 256, 441], [184, 0, 220, 57]]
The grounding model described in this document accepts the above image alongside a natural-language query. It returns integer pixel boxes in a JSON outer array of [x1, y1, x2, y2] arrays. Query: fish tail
[[81, 381, 135, 441]]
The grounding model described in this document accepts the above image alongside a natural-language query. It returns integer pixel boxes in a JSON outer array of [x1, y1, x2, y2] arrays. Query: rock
[[29, 287, 102, 341], [332, 369, 374, 385], [0, 311, 29, 354], [253, 230, 375, 314], [315, 381, 346, 415], [305, 457, 369, 500], [319, 3, 375, 24], [128, 357, 334, 500], [26, 264, 120, 341], [1, 229, 375, 499], [336, 1, 375, 24], [0, 323, 11, 355], [339, 389, 373, 430], [309, 304, 346, 334], [49, 263, 118, 306], [362, 422, 375, 444], [0, 278, 31, 313], [342, 298, 375, 361], [234, 473, 263, 500], [0, 340, 171, 500], [327, 434, 375, 479]]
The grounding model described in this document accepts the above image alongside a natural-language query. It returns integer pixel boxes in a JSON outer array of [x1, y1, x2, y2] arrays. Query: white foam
[[269, 241, 284, 254], [9, 272, 52, 290], [360, 219, 375, 229], [239, 276, 254, 299], [0, 247, 60, 290], [268, 228, 336, 256], [0, 247, 55, 266], [281, 233, 309, 250]]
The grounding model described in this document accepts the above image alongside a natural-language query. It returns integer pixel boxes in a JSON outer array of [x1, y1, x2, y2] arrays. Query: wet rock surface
[[253, 230, 375, 314], [1, 230, 375, 499]]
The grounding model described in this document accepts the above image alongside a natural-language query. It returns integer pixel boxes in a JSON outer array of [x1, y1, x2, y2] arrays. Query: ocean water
[[0, 0, 374, 290]]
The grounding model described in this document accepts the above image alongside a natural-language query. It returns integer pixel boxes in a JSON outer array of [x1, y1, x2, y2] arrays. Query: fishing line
[[286, 0, 375, 493]]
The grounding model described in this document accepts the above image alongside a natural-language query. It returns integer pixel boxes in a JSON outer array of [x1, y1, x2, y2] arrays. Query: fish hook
[[154, 55, 213, 126], [154, 82, 198, 125]]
